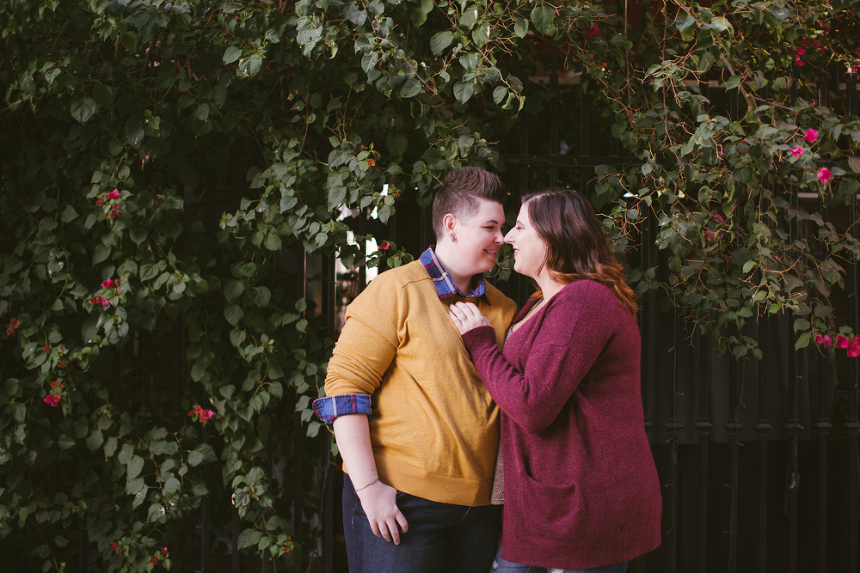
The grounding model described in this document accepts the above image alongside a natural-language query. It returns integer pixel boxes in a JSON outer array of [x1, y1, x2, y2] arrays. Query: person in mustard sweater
[[313, 167, 517, 573]]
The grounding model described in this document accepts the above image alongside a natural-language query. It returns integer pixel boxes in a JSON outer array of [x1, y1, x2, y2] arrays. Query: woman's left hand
[[448, 302, 491, 335]]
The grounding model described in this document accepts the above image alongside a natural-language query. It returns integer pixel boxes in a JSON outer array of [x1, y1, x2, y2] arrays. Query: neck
[[434, 242, 474, 294], [534, 272, 564, 302]]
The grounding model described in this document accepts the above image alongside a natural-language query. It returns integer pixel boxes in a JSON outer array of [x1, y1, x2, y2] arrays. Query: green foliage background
[[2, 0, 860, 570]]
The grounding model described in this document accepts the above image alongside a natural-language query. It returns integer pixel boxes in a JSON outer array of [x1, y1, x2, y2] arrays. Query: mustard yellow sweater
[[324, 260, 517, 506]]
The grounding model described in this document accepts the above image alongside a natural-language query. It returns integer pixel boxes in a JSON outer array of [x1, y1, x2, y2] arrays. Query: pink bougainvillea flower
[[789, 146, 804, 158], [108, 189, 120, 200], [837, 334, 850, 349], [161, 547, 168, 555], [101, 278, 115, 288], [6, 328, 15, 336], [814, 334, 833, 348], [848, 339, 860, 358], [43, 394, 61, 407], [817, 167, 833, 184], [795, 47, 806, 56], [379, 241, 391, 250], [101, 298, 110, 306], [150, 557, 158, 565], [713, 213, 725, 224], [110, 542, 118, 551], [795, 55, 804, 66], [95, 197, 104, 206], [704, 230, 714, 243], [8, 318, 20, 327], [49, 380, 66, 388], [803, 128, 819, 143], [189, 404, 215, 423], [586, 25, 600, 37]]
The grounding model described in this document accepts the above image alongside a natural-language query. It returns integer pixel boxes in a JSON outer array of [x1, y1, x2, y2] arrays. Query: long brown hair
[[522, 188, 638, 316]]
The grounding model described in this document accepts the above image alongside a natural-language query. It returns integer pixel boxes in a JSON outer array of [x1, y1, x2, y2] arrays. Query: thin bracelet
[[354, 478, 379, 493]]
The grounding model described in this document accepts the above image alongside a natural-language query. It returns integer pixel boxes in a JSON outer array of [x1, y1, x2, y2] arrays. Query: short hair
[[431, 167, 507, 240]]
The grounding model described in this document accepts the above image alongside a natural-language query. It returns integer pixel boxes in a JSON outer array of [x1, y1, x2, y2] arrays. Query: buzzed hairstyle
[[431, 167, 507, 240]]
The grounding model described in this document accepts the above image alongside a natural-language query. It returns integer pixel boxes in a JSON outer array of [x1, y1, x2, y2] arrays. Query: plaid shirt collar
[[419, 246, 488, 300]]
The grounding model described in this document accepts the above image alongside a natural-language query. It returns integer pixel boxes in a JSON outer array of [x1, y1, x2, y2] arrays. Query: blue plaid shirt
[[312, 246, 488, 424]]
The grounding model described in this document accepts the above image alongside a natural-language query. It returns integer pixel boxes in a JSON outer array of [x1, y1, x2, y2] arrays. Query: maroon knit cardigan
[[462, 280, 662, 570]]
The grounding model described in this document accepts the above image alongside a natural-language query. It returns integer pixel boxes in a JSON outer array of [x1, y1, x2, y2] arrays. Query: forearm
[[332, 414, 379, 490]]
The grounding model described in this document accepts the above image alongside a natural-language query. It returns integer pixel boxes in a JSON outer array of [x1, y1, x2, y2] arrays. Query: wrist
[[354, 478, 380, 494]]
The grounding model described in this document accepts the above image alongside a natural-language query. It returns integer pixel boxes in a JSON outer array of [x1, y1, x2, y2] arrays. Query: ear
[[442, 213, 457, 236]]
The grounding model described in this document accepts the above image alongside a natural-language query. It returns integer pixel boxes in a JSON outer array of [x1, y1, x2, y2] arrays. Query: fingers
[[370, 510, 408, 545]]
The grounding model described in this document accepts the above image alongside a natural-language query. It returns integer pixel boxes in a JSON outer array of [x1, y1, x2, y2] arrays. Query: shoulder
[[363, 260, 430, 294], [551, 280, 631, 321], [484, 282, 517, 314]]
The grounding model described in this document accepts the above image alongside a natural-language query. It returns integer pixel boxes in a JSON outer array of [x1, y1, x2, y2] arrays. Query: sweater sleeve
[[462, 282, 615, 433], [323, 274, 402, 397]]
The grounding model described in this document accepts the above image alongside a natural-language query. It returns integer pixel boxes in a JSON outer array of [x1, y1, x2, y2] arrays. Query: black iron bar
[[517, 116, 529, 307], [786, 185, 800, 573], [725, 341, 741, 573], [232, 506, 240, 573], [695, 331, 711, 573], [755, 316, 772, 573], [577, 78, 587, 193], [664, 308, 681, 573], [294, 250, 307, 573], [814, 192, 832, 573], [549, 67, 559, 187], [139, 330, 151, 420], [848, 196, 859, 573]]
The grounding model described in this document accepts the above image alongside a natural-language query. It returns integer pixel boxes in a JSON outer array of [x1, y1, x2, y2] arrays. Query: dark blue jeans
[[491, 546, 628, 573], [342, 474, 502, 573]]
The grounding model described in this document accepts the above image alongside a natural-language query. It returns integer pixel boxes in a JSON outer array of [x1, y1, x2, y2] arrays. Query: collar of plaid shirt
[[419, 246, 489, 300]]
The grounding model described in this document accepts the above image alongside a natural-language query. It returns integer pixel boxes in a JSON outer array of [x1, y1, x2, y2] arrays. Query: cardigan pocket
[[518, 473, 582, 535]]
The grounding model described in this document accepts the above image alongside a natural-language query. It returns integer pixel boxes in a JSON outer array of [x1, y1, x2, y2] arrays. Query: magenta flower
[[379, 241, 391, 250], [795, 55, 804, 66], [189, 404, 215, 423], [789, 147, 804, 159], [108, 189, 120, 200], [101, 278, 115, 288], [586, 25, 600, 37], [795, 47, 806, 56], [703, 230, 714, 243], [803, 128, 818, 143], [814, 334, 833, 348], [850, 339, 860, 358], [101, 298, 110, 306], [713, 213, 725, 224], [43, 394, 61, 407], [837, 335, 850, 349], [817, 167, 833, 184]]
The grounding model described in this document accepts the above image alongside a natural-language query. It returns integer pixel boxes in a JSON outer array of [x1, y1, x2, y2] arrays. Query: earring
[[450, 233, 457, 243]]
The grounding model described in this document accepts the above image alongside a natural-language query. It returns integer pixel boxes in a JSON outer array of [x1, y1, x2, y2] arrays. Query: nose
[[504, 228, 516, 243], [493, 227, 504, 243]]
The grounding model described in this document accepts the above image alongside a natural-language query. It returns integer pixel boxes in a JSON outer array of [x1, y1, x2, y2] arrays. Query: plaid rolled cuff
[[313, 394, 372, 425]]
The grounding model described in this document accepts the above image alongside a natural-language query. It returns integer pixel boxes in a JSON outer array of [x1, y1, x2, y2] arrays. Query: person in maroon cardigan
[[448, 188, 662, 573]]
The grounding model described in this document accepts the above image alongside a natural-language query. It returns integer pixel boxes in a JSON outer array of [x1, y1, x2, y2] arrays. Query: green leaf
[[400, 77, 421, 99], [725, 76, 740, 90], [453, 81, 474, 103], [224, 46, 242, 64], [459, 6, 478, 29], [127, 455, 144, 480], [86, 430, 104, 452], [71, 98, 97, 124], [530, 5, 555, 36], [224, 304, 244, 326], [93, 244, 111, 265], [223, 280, 245, 301], [238, 528, 263, 549], [188, 443, 218, 467], [430, 31, 455, 56]]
